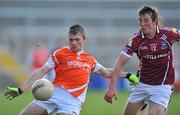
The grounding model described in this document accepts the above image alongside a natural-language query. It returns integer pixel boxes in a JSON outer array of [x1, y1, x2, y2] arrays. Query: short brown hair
[[138, 5, 158, 22], [69, 24, 86, 39]]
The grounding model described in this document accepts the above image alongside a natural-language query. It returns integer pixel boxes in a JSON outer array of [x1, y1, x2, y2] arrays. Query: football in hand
[[32, 79, 54, 101]]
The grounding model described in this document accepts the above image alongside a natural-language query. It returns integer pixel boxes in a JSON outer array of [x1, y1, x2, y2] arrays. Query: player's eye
[[69, 38, 73, 42], [144, 19, 150, 23], [75, 38, 80, 41]]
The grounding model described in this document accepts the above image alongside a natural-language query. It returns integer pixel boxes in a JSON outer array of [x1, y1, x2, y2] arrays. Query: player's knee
[[19, 110, 26, 115], [124, 112, 135, 115], [149, 110, 157, 115], [124, 110, 136, 115], [123, 103, 140, 115], [148, 108, 165, 115], [19, 106, 34, 115]]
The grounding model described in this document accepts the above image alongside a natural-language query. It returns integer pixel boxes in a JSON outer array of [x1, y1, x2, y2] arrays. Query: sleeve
[[52, 49, 60, 64], [121, 37, 136, 58], [92, 60, 104, 72], [45, 56, 55, 69], [167, 27, 180, 43]]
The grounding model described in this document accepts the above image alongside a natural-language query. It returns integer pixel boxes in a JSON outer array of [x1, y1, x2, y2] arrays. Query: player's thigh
[[124, 102, 144, 115], [19, 102, 48, 115], [148, 101, 166, 115]]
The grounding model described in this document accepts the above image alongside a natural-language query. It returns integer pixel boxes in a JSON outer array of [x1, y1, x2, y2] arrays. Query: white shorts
[[128, 82, 173, 109], [33, 87, 82, 115]]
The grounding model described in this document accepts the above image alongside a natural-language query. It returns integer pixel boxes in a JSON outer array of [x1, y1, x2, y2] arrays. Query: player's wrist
[[125, 73, 139, 85], [18, 87, 23, 94], [108, 84, 116, 90], [125, 73, 132, 79]]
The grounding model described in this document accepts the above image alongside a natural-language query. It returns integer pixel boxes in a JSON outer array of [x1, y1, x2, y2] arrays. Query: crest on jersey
[[85, 57, 90, 62], [172, 28, 177, 34], [161, 41, 168, 49], [160, 34, 167, 40]]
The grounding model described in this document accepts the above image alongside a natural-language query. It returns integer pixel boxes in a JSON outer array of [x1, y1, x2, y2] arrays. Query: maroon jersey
[[122, 26, 180, 85]]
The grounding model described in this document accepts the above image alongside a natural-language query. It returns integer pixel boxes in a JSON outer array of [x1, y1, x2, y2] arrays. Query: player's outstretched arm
[[4, 65, 51, 100], [104, 54, 131, 104], [95, 68, 139, 86]]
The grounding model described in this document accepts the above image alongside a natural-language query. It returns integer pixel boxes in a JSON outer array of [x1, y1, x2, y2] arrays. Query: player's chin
[[71, 47, 80, 52], [141, 30, 148, 35]]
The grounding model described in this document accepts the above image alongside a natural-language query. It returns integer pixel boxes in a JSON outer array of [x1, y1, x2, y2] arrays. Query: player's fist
[[4, 87, 23, 100], [126, 73, 139, 85]]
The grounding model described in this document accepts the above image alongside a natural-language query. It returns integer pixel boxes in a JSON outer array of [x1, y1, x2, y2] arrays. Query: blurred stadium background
[[0, 0, 179, 115]]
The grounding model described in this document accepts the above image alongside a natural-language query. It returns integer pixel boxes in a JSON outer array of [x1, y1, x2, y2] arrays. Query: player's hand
[[104, 87, 117, 104], [4, 87, 23, 100], [126, 73, 139, 85]]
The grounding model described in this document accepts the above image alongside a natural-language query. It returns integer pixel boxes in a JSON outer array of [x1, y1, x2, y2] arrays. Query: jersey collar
[[77, 49, 84, 55]]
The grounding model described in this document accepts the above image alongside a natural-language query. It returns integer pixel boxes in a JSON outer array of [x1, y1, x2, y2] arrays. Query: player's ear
[[83, 37, 87, 43], [83, 36, 87, 40]]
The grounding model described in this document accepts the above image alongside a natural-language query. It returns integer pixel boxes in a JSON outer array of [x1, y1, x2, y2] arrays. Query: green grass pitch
[[1, 90, 180, 115]]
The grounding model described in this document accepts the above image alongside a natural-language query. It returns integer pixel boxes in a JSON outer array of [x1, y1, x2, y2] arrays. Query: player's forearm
[[120, 71, 129, 77], [20, 69, 45, 92], [109, 54, 127, 88], [109, 66, 121, 89], [102, 68, 112, 78], [116, 54, 129, 78], [20, 65, 51, 92], [103, 69, 128, 78], [97, 67, 127, 78], [95, 67, 111, 78], [109, 70, 119, 89]]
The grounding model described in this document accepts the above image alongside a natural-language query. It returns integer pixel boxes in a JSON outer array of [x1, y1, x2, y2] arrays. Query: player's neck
[[145, 28, 156, 39]]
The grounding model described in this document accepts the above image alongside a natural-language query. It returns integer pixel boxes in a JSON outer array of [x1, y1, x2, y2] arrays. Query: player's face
[[69, 32, 85, 52], [139, 14, 157, 35]]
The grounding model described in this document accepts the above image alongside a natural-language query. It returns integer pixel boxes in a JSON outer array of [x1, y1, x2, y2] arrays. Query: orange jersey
[[45, 47, 102, 101]]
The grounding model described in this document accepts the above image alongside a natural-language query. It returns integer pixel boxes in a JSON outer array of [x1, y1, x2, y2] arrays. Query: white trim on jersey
[[157, 26, 160, 33], [53, 50, 60, 64], [67, 83, 87, 93], [161, 39, 171, 84], [77, 87, 87, 103], [121, 51, 132, 58], [93, 61, 104, 72], [141, 31, 145, 38], [45, 57, 55, 69]]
